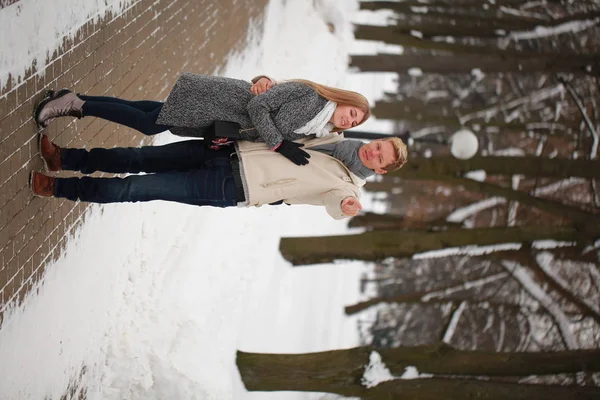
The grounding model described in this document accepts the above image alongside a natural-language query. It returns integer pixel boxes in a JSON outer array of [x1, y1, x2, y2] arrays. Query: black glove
[[275, 140, 311, 166]]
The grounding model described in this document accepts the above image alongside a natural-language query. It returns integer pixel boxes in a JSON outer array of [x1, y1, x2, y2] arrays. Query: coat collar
[[236, 133, 368, 187], [304, 134, 367, 187]]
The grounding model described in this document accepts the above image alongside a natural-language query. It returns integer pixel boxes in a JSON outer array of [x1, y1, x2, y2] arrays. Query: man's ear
[[374, 168, 387, 175]]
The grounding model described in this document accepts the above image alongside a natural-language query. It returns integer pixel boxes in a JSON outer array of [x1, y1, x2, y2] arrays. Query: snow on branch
[[361, 351, 432, 388], [535, 252, 600, 315], [442, 301, 467, 344], [362, 351, 395, 388], [508, 19, 600, 41], [501, 261, 578, 349], [459, 85, 564, 125], [422, 272, 510, 302], [413, 243, 522, 259], [446, 197, 506, 223], [445, 178, 585, 224], [559, 77, 599, 159]]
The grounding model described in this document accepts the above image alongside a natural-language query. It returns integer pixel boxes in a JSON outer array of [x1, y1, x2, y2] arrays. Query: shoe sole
[[33, 90, 53, 128], [29, 171, 53, 198], [29, 171, 41, 197], [33, 88, 73, 128], [38, 134, 49, 172]]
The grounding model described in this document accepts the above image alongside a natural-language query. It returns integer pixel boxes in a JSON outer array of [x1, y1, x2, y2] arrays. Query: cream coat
[[235, 134, 365, 220]]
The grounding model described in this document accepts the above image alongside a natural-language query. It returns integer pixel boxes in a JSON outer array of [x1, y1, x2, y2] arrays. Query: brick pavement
[[0, 0, 269, 323]]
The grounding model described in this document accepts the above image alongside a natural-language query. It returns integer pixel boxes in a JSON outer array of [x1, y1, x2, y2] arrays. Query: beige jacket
[[235, 134, 365, 220]]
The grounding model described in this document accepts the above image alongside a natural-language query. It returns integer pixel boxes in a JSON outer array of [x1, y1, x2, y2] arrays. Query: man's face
[[358, 139, 396, 174], [329, 105, 366, 130]]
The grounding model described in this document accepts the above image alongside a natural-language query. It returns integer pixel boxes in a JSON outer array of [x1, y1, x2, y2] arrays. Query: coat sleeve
[[246, 83, 313, 149], [251, 75, 278, 84], [322, 188, 360, 220]]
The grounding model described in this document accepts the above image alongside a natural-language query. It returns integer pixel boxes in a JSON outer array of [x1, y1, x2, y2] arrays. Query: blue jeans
[[54, 140, 238, 207], [79, 95, 173, 135]]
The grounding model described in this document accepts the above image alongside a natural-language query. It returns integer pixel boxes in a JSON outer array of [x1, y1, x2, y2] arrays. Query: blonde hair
[[383, 137, 408, 172], [291, 79, 371, 132]]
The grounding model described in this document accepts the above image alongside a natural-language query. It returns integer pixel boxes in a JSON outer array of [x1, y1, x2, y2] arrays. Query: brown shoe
[[29, 171, 55, 198], [39, 134, 62, 171]]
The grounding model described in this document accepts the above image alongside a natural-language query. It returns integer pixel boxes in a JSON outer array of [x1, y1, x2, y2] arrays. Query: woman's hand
[[275, 140, 311, 166], [250, 77, 273, 95], [341, 197, 362, 216]]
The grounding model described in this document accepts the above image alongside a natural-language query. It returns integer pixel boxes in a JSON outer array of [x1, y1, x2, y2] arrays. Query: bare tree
[[237, 346, 600, 399]]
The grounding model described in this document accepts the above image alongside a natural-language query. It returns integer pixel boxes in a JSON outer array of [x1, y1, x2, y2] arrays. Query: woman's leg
[[78, 95, 163, 112], [81, 101, 169, 135], [53, 167, 237, 207], [60, 140, 232, 174], [35, 91, 170, 134]]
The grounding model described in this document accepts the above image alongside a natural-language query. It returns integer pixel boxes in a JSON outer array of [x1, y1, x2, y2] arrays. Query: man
[[30, 133, 406, 219]]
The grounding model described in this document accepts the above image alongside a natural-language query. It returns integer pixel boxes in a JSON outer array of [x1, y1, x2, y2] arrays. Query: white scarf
[[294, 101, 337, 138]]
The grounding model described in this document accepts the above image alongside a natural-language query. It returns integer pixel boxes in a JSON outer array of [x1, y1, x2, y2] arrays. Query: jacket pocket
[[261, 178, 296, 188]]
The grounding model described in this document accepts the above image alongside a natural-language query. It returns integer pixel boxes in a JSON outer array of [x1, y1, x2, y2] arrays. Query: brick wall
[[0, 0, 268, 322]]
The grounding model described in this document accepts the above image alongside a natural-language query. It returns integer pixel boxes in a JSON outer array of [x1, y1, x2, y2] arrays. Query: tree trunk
[[342, 130, 397, 140], [358, 2, 548, 26], [372, 100, 463, 128], [359, 0, 550, 14], [351, 53, 596, 76], [372, 100, 580, 130], [393, 156, 600, 180], [386, 20, 510, 39], [237, 346, 600, 399], [363, 181, 405, 192], [438, 177, 600, 231], [386, 158, 600, 230], [363, 379, 600, 400], [344, 284, 519, 315], [279, 226, 583, 265], [237, 347, 368, 395], [353, 25, 599, 70], [348, 212, 454, 230]]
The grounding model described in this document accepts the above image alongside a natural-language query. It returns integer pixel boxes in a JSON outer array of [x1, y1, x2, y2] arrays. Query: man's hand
[[341, 197, 362, 216], [250, 77, 273, 95]]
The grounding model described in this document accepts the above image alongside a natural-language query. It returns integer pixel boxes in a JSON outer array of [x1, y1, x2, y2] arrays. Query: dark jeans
[[54, 140, 238, 207], [79, 95, 171, 135]]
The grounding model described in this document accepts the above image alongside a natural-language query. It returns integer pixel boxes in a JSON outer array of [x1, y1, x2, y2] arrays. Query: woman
[[34, 74, 371, 165]]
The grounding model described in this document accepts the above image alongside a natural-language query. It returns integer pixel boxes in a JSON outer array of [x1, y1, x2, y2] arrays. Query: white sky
[[0, 0, 398, 399]]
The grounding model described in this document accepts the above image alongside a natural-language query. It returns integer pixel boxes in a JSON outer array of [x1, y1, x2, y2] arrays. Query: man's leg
[[53, 168, 237, 207], [60, 140, 232, 174]]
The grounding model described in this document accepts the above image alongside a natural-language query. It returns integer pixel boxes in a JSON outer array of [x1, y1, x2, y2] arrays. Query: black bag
[[204, 121, 244, 150]]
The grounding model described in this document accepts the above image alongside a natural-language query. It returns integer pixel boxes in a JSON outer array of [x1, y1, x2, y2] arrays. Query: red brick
[[0, 0, 269, 321]]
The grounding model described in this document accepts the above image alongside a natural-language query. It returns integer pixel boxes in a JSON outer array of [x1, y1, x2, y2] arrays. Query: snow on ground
[[0, 0, 136, 89], [0, 0, 394, 399]]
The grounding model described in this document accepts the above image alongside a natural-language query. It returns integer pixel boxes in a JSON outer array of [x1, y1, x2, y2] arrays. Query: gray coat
[[156, 73, 329, 149]]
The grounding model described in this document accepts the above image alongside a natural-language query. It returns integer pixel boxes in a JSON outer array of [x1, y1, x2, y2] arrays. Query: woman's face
[[329, 105, 366, 130]]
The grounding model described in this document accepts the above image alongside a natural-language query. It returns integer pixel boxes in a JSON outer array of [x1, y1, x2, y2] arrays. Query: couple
[[31, 74, 407, 219]]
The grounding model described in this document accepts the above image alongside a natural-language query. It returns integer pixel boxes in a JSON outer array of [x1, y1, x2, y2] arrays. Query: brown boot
[[39, 134, 62, 171], [30, 171, 55, 198]]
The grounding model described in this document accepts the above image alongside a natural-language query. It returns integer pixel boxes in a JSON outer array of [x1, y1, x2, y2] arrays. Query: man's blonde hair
[[291, 79, 371, 132], [383, 137, 408, 172]]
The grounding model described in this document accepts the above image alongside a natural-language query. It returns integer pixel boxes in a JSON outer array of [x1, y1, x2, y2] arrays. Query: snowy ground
[[0, 0, 399, 399]]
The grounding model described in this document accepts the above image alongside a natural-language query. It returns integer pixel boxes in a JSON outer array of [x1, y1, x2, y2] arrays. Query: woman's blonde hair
[[292, 79, 371, 132]]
